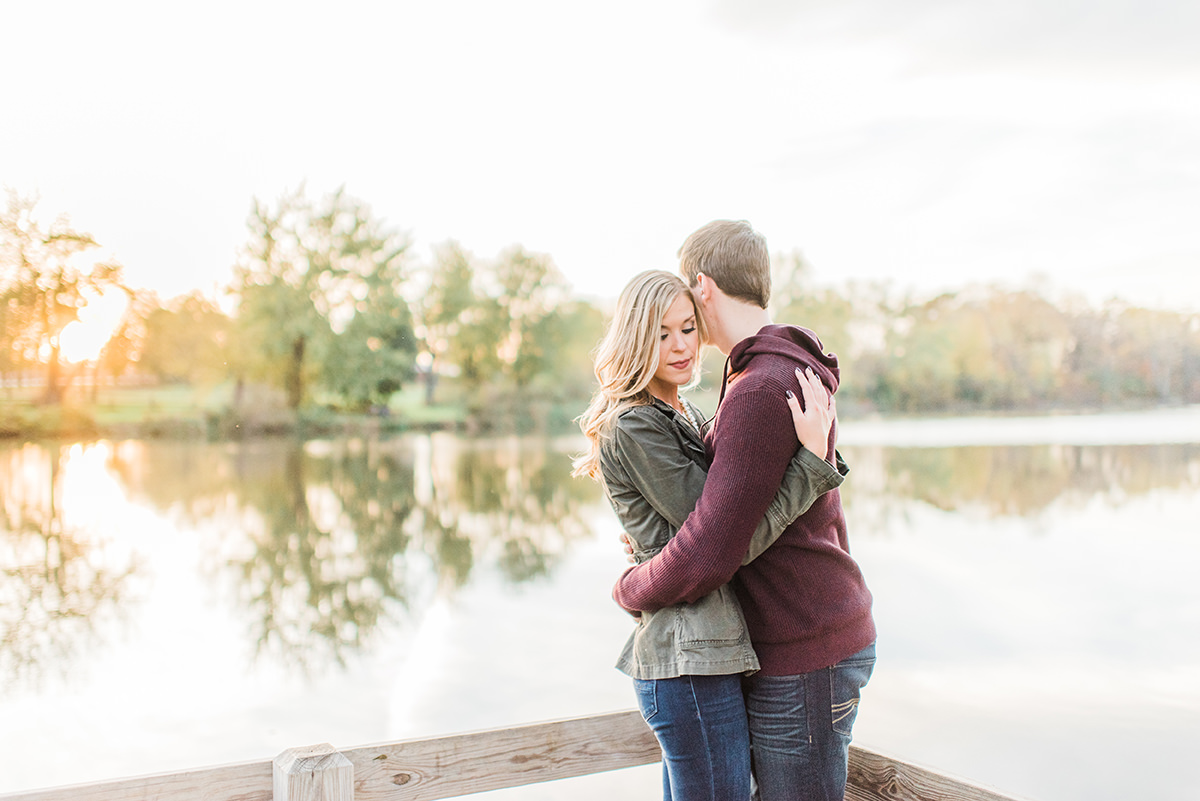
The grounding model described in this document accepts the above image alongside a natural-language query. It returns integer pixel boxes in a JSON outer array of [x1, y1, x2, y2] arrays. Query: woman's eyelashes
[[660, 324, 697, 341]]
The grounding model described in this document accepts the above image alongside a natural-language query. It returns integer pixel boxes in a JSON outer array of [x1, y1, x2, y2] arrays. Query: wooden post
[[272, 744, 353, 801]]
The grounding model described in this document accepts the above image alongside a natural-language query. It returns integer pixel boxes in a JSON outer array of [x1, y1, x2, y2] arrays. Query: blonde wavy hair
[[572, 270, 706, 480]]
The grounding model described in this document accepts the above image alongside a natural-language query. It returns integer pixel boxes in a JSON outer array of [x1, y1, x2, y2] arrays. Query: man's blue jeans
[[742, 643, 877, 801], [633, 673, 752, 801]]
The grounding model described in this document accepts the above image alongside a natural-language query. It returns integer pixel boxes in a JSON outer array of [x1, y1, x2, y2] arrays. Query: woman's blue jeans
[[741, 643, 877, 801], [633, 673, 752, 801]]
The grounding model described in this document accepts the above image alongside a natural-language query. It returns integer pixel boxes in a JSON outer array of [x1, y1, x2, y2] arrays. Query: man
[[613, 220, 876, 801]]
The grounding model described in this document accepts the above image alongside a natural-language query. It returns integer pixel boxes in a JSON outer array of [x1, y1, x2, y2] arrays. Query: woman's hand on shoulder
[[785, 366, 834, 461]]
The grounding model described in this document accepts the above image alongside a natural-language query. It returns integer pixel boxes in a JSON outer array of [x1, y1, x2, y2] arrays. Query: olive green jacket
[[600, 397, 848, 679]]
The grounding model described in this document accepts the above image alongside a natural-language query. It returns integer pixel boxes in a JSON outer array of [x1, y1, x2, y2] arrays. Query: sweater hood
[[726, 324, 840, 393]]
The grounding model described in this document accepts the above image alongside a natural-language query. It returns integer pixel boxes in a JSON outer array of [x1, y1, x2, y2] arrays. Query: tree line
[[774, 253, 1200, 413], [1, 187, 602, 431], [3, 186, 1198, 432]]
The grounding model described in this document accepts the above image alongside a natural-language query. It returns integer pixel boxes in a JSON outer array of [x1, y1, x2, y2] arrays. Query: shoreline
[[5, 402, 1199, 445]]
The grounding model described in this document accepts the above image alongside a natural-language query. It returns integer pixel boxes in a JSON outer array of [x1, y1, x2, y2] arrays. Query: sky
[[4, 0, 1199, 343]]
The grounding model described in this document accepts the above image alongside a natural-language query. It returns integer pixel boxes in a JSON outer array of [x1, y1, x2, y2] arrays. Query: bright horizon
[[5, 0, 1199, 363]]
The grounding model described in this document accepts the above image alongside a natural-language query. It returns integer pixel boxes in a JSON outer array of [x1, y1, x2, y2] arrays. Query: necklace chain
[[678, 400, 700, 432]]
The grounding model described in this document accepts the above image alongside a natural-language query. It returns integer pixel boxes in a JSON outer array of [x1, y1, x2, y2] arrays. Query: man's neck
[[714, 302, 773, 354]]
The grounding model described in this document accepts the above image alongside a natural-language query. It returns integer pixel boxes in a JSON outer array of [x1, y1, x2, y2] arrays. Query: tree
[[417, 241, 478, 403], [537, 298, 605, 399], [137, 291, 233, 385], [777, 285, 857, 361], [452, 295, 508, 389], [230, 186, 415, 410], [231, 188, 326, 409], [489, 245, 571, 388], [878, 293, 964, 411], [93, 288, 159, 399], [1109, 305, 1191, 403], [415, 243, 589, 430], [772, 249, 882, 360], [439, 245, 571, 394], [321, 269, 417, 411], [0, 191, 123, 403]]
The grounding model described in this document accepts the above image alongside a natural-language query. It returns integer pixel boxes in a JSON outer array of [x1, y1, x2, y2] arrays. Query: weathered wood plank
[[847, 745, 1028, 801], [274, 744, 353, 801], [0, 760, 273, 801], [0, 711, 1029, 801], [343, 709, 661, 800]]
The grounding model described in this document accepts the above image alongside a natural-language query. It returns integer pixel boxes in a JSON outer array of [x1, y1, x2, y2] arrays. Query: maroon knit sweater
[[613, 324, 876, 675]]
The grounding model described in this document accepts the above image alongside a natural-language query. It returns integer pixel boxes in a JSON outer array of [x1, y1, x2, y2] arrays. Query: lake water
[[2, 408, 1199, 800]]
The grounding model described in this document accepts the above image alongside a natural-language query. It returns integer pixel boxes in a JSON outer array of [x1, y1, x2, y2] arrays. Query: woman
[[573, 270, 847, 801]]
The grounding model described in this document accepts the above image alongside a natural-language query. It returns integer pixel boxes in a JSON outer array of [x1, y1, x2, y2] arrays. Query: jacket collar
[[648, 396, 707, 451]]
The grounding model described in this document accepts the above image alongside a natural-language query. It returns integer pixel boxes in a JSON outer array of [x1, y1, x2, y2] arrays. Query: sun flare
[[57, 294, 129, 363]]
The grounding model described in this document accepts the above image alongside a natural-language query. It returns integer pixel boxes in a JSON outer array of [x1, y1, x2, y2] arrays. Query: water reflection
[[3, 435, 595, 677], [3, 436, 1198, 686], [1, 444, 138, 691], [432, 436, 594, 582], [841, 442, 1200, 522], [229, 439, 419, 670]]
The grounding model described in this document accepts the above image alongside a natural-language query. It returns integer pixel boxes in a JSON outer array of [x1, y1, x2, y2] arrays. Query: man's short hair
[[677, 219, 771, 309]]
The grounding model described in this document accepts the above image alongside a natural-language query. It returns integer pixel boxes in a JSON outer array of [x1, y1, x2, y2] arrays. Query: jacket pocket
[[675, 585, 749, 646]]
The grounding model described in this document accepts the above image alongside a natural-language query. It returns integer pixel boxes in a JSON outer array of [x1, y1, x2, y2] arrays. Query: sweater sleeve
[[613, 385, 800, 611], [744, 447, 848, 564]]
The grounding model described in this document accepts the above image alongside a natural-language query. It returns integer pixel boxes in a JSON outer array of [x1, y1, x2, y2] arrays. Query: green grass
[[88, 384, 231, 425], [3, 383, 230, 439], [387, 382, 468, 426], [1, 377, 592, 438]]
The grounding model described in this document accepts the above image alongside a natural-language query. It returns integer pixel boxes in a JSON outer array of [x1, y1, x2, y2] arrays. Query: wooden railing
[[0, 710, 1027, 801]]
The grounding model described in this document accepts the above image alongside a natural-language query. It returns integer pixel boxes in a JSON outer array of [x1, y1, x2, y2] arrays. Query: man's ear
[[695, 272, 710, 303]]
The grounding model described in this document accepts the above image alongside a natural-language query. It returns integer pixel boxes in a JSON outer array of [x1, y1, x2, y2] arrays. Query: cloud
[[708, 0, 1200, 74]]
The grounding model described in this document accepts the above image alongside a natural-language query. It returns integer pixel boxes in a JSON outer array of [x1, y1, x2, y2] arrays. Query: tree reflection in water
[[0, 443, 138, 692], [224, 438, 418, 670], [4, 435, 1198, 682], [840, 442, 1200, 534], [102, 434, 594, 671], [434, 435, 593, 583]]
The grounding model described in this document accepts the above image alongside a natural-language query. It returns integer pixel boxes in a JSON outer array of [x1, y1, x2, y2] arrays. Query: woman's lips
[[669, 358, 691, 370]]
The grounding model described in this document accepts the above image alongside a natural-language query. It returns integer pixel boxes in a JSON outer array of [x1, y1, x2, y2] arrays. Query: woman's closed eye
[[661, 326, 697, 341]]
